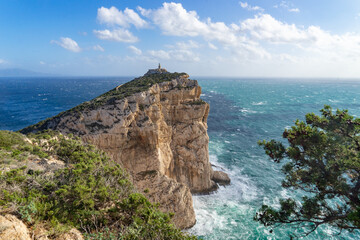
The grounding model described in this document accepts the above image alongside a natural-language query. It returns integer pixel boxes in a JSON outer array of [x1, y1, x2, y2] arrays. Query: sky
[[1, 0, 360, 77]]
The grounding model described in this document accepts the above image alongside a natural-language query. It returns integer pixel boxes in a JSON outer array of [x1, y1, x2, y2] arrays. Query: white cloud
[[88, 3, 360, 76], [232, 41, 271, 59], [173, 50, 200, 62], [142, 2, 268, 59], [126, 40, 200, 62], [208, 42, 218, 50], [289, 8, 300, 13], [124, 54, 154, 63], [147, 2, 208, 37], [239, 2, 264, 11], [0, 59, 6, 64], [167, 40, 200, 49], [240, 14, 308, 44], [123, 8, 148, 28], [51, 37, 81, 52], [123, 3, 360, 65], [137, 6, 151, 17], [143, 2, 360, 62], [93, 45, 105, 52], [95, 3, 268, 60], [274, 1, 300, 13], [239, 2, 247, 8], [148, 50, 171, 59], [95, 6, 145, 44], [239, 14, 360, 61], [279, 1, 288, 8], [97, 6, 148, 28], [145, 2, 238, 46], [93, 29, 138, 42], [277, 53, 299, 63], [128, 45, 142, 55], [148, 49, 200, 62], [40, 61, 46, 65]]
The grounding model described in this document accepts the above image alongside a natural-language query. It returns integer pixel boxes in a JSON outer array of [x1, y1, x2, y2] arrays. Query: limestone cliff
[[21, 71, 228, 229]]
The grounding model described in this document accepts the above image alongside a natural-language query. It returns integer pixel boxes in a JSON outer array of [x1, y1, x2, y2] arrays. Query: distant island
[[0, 68, 54, 77]]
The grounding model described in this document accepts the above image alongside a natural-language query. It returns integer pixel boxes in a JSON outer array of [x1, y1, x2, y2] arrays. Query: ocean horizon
[[1, 76, 360, 239]]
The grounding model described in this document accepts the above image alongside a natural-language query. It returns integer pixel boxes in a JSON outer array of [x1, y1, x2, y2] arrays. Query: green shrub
[[0, 130, 197, 239], [11, 149, 22, 157], [18, 201, 37, 223], [84, 228, 119, 240], [0, 131, 26, 150]]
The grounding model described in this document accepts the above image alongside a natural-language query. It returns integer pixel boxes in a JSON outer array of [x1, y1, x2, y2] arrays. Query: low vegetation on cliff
[[22, 72, 187, 134], [0, 130, 196, 239], [82, 72, 188, 110]]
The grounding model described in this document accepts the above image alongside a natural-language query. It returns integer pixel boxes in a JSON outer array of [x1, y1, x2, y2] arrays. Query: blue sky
[[1, 0, 360, 77]]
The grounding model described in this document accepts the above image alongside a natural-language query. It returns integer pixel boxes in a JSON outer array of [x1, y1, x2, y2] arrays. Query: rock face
[[21, 72, 225, 229], [0, 214, 84, 240], [55, 229, 83, 240], [212, 171, 231, 186], [0, 214, 31, 240]]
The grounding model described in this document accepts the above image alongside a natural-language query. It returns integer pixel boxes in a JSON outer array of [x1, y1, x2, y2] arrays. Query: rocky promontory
[[21, 69, 230, 229]]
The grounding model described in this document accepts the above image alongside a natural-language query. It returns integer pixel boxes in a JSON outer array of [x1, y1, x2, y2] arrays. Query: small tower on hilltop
[[145, 63, 168, 75]]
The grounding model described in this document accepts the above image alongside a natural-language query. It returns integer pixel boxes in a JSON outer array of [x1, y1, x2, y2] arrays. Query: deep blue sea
[[1, 76, 360, 239]]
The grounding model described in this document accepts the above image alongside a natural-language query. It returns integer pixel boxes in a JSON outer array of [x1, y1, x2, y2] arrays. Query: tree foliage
[[255, 105, 360, 237]]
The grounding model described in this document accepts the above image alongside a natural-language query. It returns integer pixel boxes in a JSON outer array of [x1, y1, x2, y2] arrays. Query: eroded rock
[[55, 229, 83, 240], [212, 171, 231, 186], [0, 214, 31, 240], [21, 72, 229, 228]]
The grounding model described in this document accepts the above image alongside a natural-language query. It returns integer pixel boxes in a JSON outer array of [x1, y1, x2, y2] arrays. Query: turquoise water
[[189, 78, 360, 239], [1, 77, 360, 239]]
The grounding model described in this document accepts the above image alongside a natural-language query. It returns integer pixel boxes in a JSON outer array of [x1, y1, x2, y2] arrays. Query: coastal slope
[[21, 71, 228, 228]]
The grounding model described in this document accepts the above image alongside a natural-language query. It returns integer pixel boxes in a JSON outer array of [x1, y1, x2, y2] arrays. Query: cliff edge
[[21, 70, 229, 229]]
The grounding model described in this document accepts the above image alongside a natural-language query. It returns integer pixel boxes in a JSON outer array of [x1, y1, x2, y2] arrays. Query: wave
[[189, 154, 259, 238], [251, 101, 267, 105], [240, 108, 257, 114]]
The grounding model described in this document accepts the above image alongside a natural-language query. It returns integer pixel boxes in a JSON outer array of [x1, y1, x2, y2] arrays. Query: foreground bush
[[256, 106, 360, 238], [0, 130, 196, 239]]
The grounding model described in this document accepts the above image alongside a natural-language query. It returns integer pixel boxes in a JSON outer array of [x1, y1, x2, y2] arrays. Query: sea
[[1, 76, 360, 239]]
